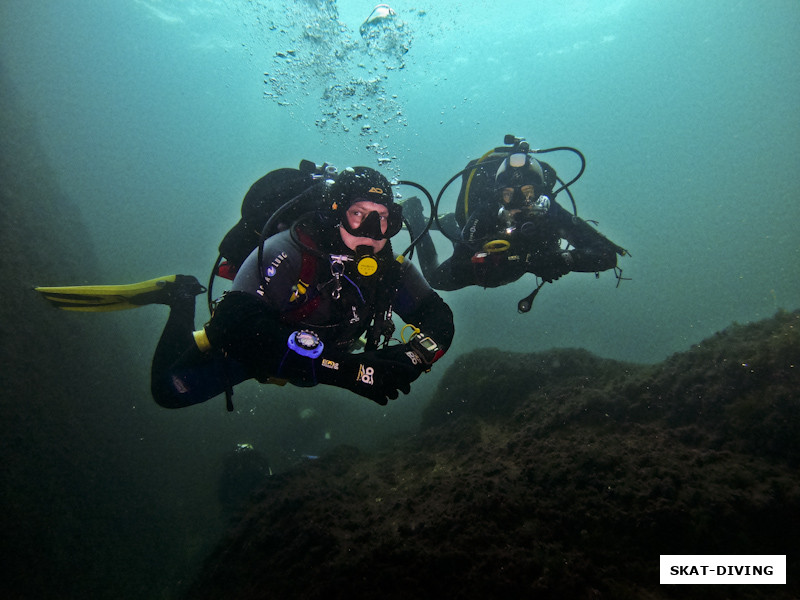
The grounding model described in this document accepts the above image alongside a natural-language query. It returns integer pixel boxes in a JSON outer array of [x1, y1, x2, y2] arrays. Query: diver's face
[[501, 185, 536, 206], [339, 200, 389, 252]]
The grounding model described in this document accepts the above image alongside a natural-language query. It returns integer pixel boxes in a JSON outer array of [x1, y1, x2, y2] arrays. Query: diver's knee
[[151, 376, 202, 409]]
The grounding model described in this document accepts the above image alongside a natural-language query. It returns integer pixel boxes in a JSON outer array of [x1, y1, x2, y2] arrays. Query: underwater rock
[[421, 346, 641, 427], [218, 443, 272, 517], [185, 310, 800, 600]]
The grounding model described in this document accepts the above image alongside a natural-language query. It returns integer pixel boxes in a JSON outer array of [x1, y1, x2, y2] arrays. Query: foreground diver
[[403, 135, 628, 312], [38, 166, 454, 408]]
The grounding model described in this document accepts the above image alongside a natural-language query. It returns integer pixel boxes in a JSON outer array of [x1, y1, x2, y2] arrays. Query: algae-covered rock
[[186, 311, 800, 600], [421, 346, 642, 427]]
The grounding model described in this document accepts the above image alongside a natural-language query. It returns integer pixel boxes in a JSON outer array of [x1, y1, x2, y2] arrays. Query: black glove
[[529, 251, 572, 283], [315, 345, 426, 405]]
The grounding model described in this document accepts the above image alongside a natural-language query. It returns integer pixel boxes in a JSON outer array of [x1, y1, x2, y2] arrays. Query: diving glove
[[315, 346, 426, 405], [530, 251, 573, 282]]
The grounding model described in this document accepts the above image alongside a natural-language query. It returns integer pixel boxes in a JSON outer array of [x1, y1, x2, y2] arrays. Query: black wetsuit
[[151, 223, 454, 408], [412, 196, 625, 291]]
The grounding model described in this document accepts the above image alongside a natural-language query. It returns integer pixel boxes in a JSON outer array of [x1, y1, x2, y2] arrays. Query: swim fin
[[35, 274, 205, 312]]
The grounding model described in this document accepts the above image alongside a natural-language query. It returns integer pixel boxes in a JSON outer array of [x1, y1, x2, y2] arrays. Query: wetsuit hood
[[326, 166, 403, 239]]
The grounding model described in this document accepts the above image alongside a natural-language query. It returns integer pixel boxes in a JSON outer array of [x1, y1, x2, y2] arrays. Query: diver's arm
[[202, 289, 428, 405], [392, 262, 455, 358], [461, 203, 499, 246], [551, 202, 625, 273], [203, 233, 311, 381], [202, 291, 294, 378], [230, 231, 304, 310]]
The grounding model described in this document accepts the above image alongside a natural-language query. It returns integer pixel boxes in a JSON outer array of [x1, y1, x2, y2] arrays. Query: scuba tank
[[216, 160, 335, 277], [208, 160, 337, 309]]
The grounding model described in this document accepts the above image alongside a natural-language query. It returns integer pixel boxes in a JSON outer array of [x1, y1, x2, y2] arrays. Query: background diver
[[402, 134, 629, 312], [37, 166, 455, 408]]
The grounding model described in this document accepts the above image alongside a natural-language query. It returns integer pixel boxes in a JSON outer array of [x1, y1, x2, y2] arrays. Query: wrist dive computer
[[288, 330, 324, 359], [408, 332, 441, 366]]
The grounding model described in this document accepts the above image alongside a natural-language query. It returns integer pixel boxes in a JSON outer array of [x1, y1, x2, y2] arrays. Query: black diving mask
[[340, 203, 402, 240]]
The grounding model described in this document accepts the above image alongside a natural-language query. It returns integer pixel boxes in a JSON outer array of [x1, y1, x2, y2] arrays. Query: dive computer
[[288, 330, 324, 359], [409, 332, 440, 365]]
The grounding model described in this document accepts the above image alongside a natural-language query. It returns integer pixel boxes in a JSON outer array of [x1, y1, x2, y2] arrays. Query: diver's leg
[[402, 196, 441, 279], [423, 255, 481, 291], [150, 278, 246, 408]]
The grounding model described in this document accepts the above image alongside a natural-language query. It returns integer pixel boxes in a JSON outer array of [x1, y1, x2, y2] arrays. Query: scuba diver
[[36, 165, 454, 408], [402, 134, 629, 312]]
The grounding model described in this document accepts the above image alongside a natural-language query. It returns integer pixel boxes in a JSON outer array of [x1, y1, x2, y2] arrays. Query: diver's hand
[[530, 251, 573, 282], [316, 347, 424, 405], [372, 344, 430, 372]]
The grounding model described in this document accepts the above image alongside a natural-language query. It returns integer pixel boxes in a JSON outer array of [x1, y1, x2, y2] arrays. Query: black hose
[[533, 146, 586, 214], [396, 180, 434, 257], [433, 157, 507, 244]]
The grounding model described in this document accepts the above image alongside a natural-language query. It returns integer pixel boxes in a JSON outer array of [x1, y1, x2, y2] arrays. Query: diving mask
[[501, 185, 536, 208], [341, 202, 402, 240]]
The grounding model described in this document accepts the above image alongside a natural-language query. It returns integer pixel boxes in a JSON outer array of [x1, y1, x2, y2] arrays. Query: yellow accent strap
[[400, 323, 421, 343], [193, 328, 212, 352], [482, 239, 511, 254]]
